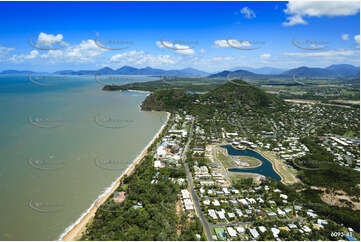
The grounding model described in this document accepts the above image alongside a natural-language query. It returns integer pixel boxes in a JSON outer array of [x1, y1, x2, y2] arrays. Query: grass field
[[216, 147, 261, 169]]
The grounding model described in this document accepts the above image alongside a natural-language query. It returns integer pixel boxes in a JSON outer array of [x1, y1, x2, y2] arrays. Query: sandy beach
[[59, 112, 170, 241]]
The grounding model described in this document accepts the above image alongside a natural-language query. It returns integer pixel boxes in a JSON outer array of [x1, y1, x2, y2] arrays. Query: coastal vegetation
[[141, 79, 286, 118], [81, 116, 205, 241]]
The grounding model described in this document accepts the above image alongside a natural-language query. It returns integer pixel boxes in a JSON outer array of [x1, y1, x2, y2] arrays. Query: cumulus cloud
[[341, 34, 349, 40], [283, 14, 307, 26], [36, 32, 66, 46], [156, 41, 195, 55], [283, 1, 360, 26], [240, 7, 256, 19], [9, 50, 39, 63], [110, 50, 177, 66], [40, 39, 106, 63], [6, 33, 103, 64], [355, 34, 360, 44]]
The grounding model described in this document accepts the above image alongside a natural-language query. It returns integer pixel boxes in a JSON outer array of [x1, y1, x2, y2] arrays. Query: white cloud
[[36, 32, 66, 46], [283, 14, 307, 26], [175, 46, 195, 55], [155, 41, 195, 55], [213, 39, 251, 48], [9, 50, 39, 63], [110, 50, 177, 66], [0, 45, 14, 60], [341, 34, 349, 40], [260, 53, 271, 60], [283, 1, 360, 26], [213, 40, 229, 48], [283, 49, 358, 57], [240, 7, 256, 19], [40, 39, 106, 63], [355, 34, 360, 44], [0, 45, 14, 54]]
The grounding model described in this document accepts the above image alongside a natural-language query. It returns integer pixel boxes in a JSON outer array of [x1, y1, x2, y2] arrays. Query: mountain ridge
[[210, 64, 359, 79], [1, 64, 359, 78], [0, 66, 209, 77]]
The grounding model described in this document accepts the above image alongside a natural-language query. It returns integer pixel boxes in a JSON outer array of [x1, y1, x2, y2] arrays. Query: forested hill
[[203, 79, 283, 108], [141, 79, 285, 116], [141, 89, 195, 111]]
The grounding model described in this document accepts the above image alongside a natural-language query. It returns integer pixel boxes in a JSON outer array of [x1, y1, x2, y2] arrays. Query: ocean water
[[0, 74, 167, 240]]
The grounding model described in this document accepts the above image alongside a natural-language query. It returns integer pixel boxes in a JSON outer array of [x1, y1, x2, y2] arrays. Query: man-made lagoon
[[221, 145, 281, 181]]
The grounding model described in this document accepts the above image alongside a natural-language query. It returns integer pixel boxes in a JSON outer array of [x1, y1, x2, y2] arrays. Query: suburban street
[[211, 146, 231, 183], [182, 118, 213, 241]]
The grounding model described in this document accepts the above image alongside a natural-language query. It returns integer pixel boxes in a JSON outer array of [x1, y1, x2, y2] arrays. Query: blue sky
[[0, 1, 359, 72]]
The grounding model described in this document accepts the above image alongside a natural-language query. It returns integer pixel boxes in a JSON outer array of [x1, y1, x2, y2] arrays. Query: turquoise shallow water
[[221, 145, 281, 181], [0, 75, 166, 240]]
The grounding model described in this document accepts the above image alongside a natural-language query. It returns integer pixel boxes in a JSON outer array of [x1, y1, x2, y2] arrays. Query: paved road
[[211, 146, 231, 183], [185, 163, 213, 240], [182, 118, 257, 240], [182, 118, 213, 241]]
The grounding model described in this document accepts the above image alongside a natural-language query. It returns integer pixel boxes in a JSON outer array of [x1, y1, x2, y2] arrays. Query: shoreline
[[59, 112, 170, 241]]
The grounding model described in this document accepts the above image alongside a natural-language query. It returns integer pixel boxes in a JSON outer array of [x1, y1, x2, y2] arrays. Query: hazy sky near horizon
[[0, 1, 359, 72]]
